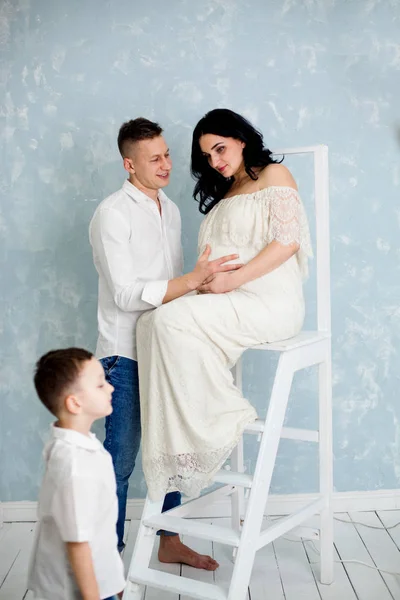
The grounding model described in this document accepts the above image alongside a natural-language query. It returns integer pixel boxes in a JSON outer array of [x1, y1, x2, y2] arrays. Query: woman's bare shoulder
[[258, 163, 298, 191]]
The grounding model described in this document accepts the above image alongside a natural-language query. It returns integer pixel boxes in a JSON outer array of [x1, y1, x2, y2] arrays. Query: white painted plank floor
[[1, 511, 400, 599]]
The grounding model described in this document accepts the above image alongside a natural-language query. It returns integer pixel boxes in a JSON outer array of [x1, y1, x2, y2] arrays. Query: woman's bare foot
[[158, 534, 219, 571]]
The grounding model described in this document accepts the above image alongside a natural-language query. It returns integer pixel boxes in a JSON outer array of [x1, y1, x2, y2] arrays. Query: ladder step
[[142, 514, 240, 546], [282, 427, 319, 443], [245, 420, 319, 443], [245, 419, 264, 433], [213, 469, 253, 488], [128, 567, 227, 600]]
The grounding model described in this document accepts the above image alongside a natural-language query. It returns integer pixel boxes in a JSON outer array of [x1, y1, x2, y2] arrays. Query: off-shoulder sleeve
[[267, 186, 313, 279]]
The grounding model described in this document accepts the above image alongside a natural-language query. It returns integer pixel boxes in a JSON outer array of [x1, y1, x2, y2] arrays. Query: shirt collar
[[122, 179, 169, 206], [50, 423, 101, 451]]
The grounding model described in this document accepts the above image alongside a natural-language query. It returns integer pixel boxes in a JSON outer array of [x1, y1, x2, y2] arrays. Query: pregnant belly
[[207, 244, 257, 265], [208, 245, 303, 292]]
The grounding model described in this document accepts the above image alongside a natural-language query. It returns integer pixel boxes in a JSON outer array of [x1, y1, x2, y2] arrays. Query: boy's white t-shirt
[[28, 424, 126, 600]]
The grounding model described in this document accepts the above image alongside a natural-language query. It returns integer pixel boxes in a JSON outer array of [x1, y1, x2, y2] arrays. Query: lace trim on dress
[[267, 186, 313, 279], [143, 411, 257, 500]]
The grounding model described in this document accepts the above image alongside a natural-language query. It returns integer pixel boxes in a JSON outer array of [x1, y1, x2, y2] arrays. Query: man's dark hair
[[117, 118, 163, 158], [34, 348, 93, 417]]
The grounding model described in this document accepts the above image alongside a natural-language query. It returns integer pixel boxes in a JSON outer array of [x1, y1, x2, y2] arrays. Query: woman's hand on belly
[[198, 270, 241, 294]]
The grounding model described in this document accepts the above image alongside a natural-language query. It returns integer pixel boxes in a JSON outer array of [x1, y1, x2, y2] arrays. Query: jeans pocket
[[102, 355, 120, 376]]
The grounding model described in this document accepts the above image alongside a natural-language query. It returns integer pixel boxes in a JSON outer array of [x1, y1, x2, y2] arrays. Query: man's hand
[[198, 271, 240, 295], [187, 245, 242, 291], [162, 246, 242, 304]]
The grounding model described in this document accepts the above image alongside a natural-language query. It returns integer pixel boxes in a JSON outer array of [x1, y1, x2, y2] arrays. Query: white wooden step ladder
[[124, 144, 333, 600]]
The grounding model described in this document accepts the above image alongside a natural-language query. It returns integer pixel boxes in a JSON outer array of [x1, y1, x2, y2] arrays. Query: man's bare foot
[[158, 534, 219, 571]]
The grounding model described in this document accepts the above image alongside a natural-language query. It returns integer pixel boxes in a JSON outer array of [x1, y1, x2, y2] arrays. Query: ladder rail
[[123, 144, 333, 599]]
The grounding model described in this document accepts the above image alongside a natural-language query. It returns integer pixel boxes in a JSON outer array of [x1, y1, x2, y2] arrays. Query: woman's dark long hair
[[191, 108, 282, 215]]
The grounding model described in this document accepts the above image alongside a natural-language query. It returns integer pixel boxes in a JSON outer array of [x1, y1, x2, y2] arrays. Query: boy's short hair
[[117, 117, 163, 158], [34, 348, 93, 417]]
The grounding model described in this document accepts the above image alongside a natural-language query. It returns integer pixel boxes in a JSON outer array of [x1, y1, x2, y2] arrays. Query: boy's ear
[[64, 394, 82, 415]]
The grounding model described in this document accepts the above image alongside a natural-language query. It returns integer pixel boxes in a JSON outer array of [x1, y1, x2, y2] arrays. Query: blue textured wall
[[1, 0, 400, 502]]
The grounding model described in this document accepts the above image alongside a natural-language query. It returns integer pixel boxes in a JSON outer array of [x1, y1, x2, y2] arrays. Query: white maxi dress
[[137, 186, 313, 501]]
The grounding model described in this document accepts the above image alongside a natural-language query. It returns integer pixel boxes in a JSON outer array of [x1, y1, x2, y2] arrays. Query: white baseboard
[[3, 489, 400, 522]]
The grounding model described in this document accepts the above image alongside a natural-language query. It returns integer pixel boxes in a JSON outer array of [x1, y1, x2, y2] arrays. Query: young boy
[[28, 347, 125, 600]]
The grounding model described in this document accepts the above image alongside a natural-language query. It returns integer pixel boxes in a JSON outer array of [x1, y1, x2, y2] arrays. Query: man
[[89, 118, 240, 569]]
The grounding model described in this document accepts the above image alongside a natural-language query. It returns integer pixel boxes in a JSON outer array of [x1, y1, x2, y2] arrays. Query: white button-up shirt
[[89, 180, 183, 361], [28, 425, 126, 600]]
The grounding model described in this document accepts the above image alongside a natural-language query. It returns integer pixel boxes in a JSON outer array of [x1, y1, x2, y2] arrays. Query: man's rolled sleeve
[[141, 280, 168, 307]]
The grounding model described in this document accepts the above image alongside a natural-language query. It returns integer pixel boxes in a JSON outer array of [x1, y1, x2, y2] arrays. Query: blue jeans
[[101, 356, 181, 550]]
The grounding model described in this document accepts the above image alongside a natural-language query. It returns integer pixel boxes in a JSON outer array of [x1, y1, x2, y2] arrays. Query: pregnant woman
[[137, 108, 312, 501]]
